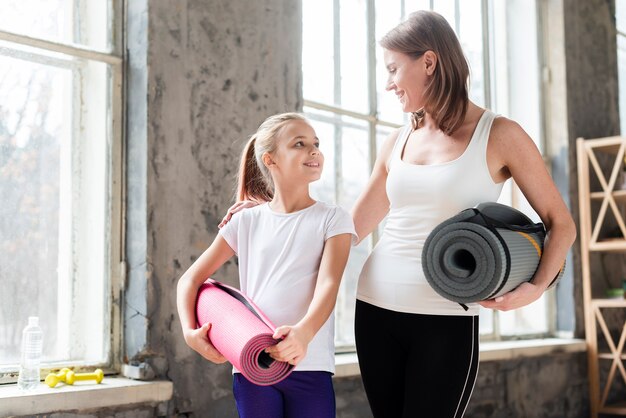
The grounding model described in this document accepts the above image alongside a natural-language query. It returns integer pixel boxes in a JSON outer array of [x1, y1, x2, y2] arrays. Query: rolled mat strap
[[204, 278, 274, 329], [422, 202, 566, 304], [195, 279, 293, 386], [465, 208, 513, 300]]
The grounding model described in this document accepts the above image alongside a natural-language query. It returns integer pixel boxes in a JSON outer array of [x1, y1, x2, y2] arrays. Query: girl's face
[[384, 48, 433, 113], [265, 120, 324, 186]]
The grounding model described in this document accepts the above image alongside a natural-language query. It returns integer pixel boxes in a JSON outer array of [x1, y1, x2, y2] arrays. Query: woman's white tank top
[[357, 110, 504, 316]]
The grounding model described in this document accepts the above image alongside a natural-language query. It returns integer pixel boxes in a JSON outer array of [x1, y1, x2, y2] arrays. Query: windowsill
[[0, 339, 586, 414], [0, 376, 173, 417], [334, 338, 586, 378]]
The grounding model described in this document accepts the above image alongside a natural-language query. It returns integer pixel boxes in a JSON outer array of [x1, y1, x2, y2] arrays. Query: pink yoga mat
[[195, 278, 293, 386]]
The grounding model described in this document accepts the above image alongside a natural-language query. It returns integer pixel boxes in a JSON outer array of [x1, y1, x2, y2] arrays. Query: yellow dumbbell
[[65, 369, 104, 385], [45, 368, 71, 388]]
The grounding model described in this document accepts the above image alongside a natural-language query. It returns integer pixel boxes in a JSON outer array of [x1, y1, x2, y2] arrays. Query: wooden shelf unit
[[577, 136, 626, 417]]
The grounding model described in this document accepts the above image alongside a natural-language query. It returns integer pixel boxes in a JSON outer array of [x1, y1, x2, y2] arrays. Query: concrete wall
[[126, 0, 301, 416], [336, 352, 589, 418], [558, 0, 621, 336], [20, 0, 621, 416], [469, 353, 588, 418]]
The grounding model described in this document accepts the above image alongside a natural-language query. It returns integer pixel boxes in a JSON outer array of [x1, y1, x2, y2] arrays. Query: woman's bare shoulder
[[489, 115, 540, 160], [378, 126, 405, 169], [490, 115, 526, 138], [384, 126, 404, 146]]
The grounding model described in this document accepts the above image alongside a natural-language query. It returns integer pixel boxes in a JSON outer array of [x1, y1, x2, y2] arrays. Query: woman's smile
[[303, 161, 321, 168]]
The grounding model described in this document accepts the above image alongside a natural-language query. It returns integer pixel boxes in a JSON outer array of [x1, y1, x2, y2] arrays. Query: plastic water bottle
[[17, 316, 44, 390]]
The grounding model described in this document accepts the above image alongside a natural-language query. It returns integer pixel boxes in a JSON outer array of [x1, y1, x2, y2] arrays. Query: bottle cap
[[28, 317, 39, 326]]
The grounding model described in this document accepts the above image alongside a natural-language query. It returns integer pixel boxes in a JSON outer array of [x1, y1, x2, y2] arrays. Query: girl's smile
[[266, 120, 324, 183]]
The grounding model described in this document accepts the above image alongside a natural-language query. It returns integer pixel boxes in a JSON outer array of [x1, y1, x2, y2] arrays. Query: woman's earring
[[411, 109, 424, 130]]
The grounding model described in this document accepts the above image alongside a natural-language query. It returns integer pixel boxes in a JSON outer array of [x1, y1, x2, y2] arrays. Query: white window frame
[[0, 1, 124, 382]]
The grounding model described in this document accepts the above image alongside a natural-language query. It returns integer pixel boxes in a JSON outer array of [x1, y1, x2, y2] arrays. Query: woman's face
[[383, 48, 432, 113], [265, 120, 324, 186]]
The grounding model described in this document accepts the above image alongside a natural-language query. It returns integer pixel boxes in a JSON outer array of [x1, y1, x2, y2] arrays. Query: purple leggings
[[233, 371, 335, 418]]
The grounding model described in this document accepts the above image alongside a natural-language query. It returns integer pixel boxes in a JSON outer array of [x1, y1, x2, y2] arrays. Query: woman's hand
[[218, 200, 260, 228], [183, 323, 228, 364], [478, 281, 546, 311], [265, 325, 313, 366]]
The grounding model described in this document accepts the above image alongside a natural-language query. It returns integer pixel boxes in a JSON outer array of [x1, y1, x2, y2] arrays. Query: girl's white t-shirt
[[219, 201, 357, 373]]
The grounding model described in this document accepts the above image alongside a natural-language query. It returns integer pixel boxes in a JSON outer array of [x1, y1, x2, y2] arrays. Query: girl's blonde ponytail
[[236, 134, 273, 203]]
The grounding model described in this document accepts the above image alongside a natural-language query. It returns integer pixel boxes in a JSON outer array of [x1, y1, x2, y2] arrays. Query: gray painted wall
[[18, 0, 621, 416]]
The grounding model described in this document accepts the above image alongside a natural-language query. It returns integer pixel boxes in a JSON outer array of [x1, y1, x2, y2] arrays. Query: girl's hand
[[265, 325, 313, 366], [478, 281, 546, 311], [183, 323, 228, 364], [218, 200, 260, 228]]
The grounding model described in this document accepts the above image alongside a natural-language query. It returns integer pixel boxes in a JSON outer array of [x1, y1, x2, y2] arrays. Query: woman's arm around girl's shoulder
[[480, 117, 576, 311], [351, 127, 403, 244], [219, 200, 262, 229], [176, 233, 236, 363]]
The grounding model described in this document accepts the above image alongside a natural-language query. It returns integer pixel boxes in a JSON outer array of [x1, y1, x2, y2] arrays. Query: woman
[[351, 10, 576, 418]]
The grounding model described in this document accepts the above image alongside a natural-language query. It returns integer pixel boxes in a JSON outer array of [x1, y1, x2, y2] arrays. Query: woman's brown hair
[[381, 10, 469, 135], [236, 112, 308, 203]]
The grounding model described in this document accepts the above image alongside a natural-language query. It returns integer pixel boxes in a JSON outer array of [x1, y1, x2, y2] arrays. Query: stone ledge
[[0, 376, 173, 417], [334, 338, 586, 378], [479, 338, 586, 361], [0, 339, 586, 413]]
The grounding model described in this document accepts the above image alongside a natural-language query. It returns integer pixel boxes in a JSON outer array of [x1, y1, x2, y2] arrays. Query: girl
[[177, 112, 356, 418]]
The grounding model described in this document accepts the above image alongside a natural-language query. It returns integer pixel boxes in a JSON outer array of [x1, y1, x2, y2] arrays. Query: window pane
[[339, 123, 370, 210], [307, 110, 371, 348], [306, 108, 337, 203], [0, 0, 112, 52], [617, 1, 626, 34], [302, 0, 335, 106], [499, 297, 549, 336], [0, 54, 69, 366], [336, 117, 370, 348], [0, 43, 112, 368], [307, 110, 371, 210], [375, 126, 393, 236], [432, 0, 456, 28], [336, 237, 371, 349], [339, 0, 369, 113], [405, 0, 431, 13], [375, 0, 406, 125], [376, 125, 394, 152], [459, 0, 485, 107], [376, 0, 402, 38], [479, 307, 494, 335]]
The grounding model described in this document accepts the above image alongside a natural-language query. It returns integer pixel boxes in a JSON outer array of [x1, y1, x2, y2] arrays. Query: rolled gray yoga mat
[[422, 202, 565, 304]]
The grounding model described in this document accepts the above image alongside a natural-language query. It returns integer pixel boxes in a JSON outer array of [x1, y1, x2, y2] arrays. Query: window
[[303, 0, 553, 349], [0, 1, 123, 381]]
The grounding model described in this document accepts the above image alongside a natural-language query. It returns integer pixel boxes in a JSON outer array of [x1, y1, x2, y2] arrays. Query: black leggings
[[355, 300, 479, 418]]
